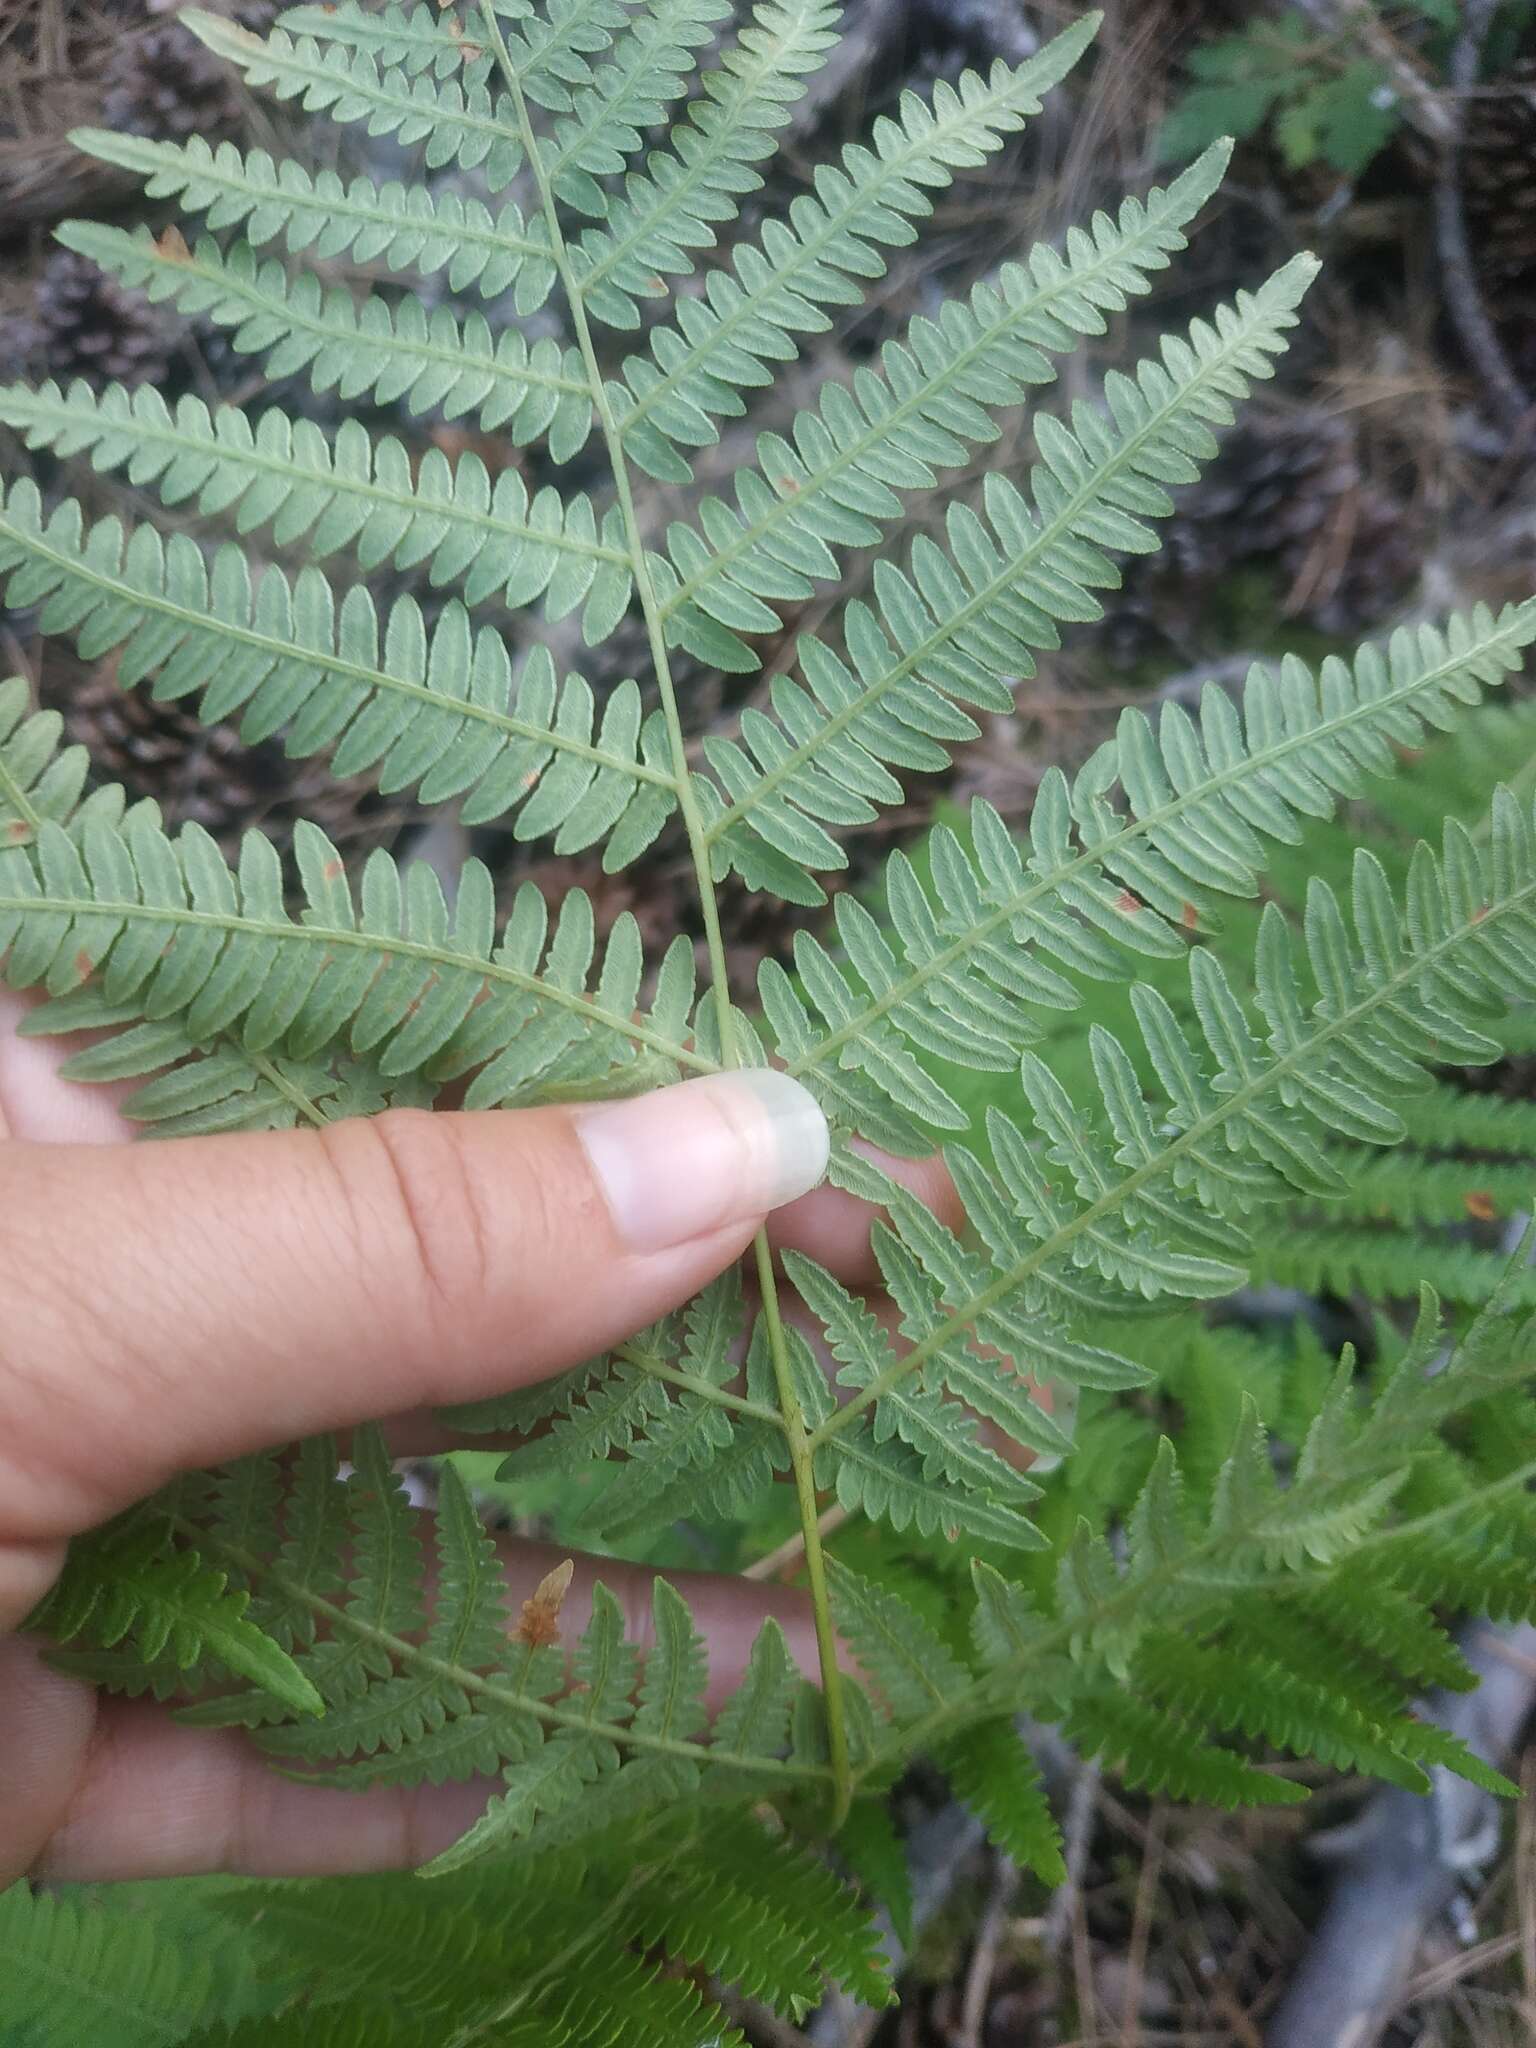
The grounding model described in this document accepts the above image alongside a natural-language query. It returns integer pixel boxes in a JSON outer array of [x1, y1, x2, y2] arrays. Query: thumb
[[0, 1072, 827, 1549]]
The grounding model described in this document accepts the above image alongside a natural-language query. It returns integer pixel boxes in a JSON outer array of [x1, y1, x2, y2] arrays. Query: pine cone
[[15, 247, 179, 388], [1462, 58, 1536, 287], [37, 656, 410, 860], [1115, 410, 1419, 641], [100, 4, 277, 141]]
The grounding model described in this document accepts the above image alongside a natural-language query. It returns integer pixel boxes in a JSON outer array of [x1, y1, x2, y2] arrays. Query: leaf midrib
[[92, 136, 547, 273], [573, 0, 819, 293], [0, 885, 715, 1072], [108, 234, 589, 401]]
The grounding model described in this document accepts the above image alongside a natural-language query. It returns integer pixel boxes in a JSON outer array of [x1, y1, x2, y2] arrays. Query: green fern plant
[[5, 0, 1536, 2033]]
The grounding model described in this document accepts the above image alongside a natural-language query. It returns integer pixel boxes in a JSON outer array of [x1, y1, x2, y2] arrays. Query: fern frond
[[77, 1428, 837, 1868], [699, 257, 1317, 887], [772, 601, 1536, 1122], [57, 222, 594, 455], [185, 8, 526, 182], [1132, 1632, 1436, 1790], [0, 1883, 220, 2048], [571, 0, 842, 326], [1252, 1223, 1536, 1307], [25, 1504, 322, 1715], [0, 381, 633, 635], [6, 0, 1536, 1985], [1068, 1691, 1309, 1806], [0, 803, 705, 1108], [539, 0, 731, 218], [1322, 1146, 1536, 1229], [658, 142, 1235, 668], [274, 0, 632, 104], [194, 1811, 885, 2043], [0, 487, 669, 841], [67, 131, 557, 308], [826, 1560, 972, 1721], [612, 18, 1101, 480]]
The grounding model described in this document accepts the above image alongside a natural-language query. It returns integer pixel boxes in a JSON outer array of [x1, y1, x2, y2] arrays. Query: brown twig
[[1519, 1747, 1536, 2038], [1432, 0, 1532, 437], [1118, 1804, 1166, 2045], [743, 1503, 852, 1582], [1040, 1759, 1101, 2043], [1289, 0, 1455, 144], [956, 1852, 1021, 2048]]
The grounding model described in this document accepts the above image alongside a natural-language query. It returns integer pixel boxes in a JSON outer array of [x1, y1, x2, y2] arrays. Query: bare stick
[[1290, 0, 1455, 143], [957, 1853, 1022, 2047], [744, 1503, 852, 1583], [1433, 0, 1531, 434], [1266, 1620, 1536, 2048]]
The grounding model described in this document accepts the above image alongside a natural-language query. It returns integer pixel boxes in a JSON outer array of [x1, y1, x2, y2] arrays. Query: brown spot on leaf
[[322, 858, 344, 882], [521, 768, 542, 790], [154, 225, 192, 263], [1471, 904, 1491, 924], [1115, 890, 1143, 914], [774, 477, 800, 494], [1180, 901, 1200, 932], [5, 820, 33, 844], [73, 948, 94, 986], [515, 1559, 574, 1648], [1465, 1190, 1498, 1222]]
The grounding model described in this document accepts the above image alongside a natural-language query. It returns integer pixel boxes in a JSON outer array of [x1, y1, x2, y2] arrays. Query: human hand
[[0, 995, 965, 1884]]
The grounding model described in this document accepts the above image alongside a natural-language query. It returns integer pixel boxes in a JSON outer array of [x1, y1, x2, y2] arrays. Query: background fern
[[3, 0, 1536, 2037]]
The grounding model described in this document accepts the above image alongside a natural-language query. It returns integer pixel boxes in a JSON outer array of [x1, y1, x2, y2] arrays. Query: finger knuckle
[[325, 1110, 494, 1344]]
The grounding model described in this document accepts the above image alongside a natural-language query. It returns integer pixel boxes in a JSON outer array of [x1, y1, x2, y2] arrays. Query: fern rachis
[[2, 0, 1536, 2036]]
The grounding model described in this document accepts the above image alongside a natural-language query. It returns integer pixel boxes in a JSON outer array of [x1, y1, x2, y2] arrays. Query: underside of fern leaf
[[3, 0, 1536, 1959]]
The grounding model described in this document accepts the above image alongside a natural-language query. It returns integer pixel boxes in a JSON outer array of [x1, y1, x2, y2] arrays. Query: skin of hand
[[0, 992, 967, 1886]]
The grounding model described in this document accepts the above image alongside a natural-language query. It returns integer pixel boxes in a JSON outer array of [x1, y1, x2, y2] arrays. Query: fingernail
[[577, 1071, 830, 1253]]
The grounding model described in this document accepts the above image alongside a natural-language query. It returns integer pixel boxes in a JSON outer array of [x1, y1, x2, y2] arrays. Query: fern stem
[[810, 855, 1536, 1452], [246, 1047, 331, 1129], [752, 1231, 853, 1822], [474, 0, 854, 1824], [474, 0, 732, 1061], [616, 1338, 780, 1422]]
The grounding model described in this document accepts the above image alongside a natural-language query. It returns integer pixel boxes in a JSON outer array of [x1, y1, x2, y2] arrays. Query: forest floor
[[6, 0, 1536, 2041]]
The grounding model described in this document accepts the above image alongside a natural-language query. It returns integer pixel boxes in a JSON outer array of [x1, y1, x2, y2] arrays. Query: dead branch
[[1266, 1621, 1536, 2048]]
